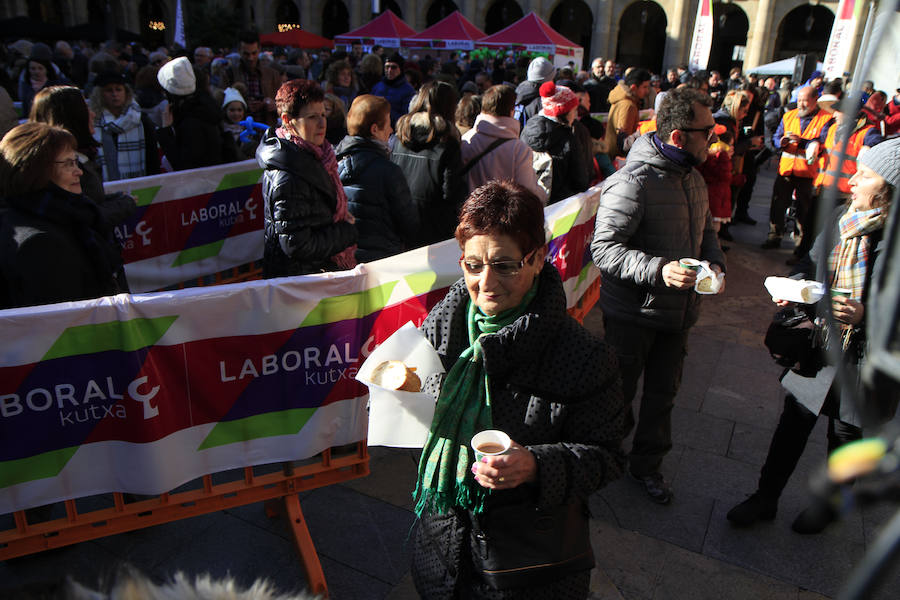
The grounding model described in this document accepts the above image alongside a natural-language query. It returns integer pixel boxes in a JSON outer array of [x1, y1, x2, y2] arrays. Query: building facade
[[4, 0, 858, 75]]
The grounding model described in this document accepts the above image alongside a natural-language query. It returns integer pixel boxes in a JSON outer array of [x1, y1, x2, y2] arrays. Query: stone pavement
[[3, 164, 900, 599]]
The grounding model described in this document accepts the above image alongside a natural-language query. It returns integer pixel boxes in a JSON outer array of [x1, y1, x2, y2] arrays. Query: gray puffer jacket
[[590, 133, 725, 332]]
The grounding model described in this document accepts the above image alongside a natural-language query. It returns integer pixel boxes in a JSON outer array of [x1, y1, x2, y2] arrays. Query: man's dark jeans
[[770, 174, 814, 252], [603, 317, 689, 477]]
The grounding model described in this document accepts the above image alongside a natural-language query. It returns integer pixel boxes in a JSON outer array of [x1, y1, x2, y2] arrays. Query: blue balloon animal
[[239, 117, 269, 143]]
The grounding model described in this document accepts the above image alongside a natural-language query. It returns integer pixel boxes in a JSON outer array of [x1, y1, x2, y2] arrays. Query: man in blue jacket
[[371, 53, 415, 127]]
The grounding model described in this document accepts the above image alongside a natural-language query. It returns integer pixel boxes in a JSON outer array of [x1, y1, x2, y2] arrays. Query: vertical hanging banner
[[688, 0, 714, 72], [0, 187, 602, 514], [822, 0, 863, 81], [174, 0, 186, 48]]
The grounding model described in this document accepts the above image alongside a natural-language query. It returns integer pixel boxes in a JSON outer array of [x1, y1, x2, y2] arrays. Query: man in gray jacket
[[590, 87, 726, 504]]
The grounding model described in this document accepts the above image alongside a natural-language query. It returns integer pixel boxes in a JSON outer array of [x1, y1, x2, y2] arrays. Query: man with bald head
[[762, 86, 832, 254]]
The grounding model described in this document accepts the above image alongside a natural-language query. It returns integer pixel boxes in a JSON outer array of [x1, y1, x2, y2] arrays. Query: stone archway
[[427, 0, 459, 27], [773, 4, 835, 61], [379, 0, 404, 18], [484, 0, 523, 35], [549, 0, 593, 70], [709, 2, 749, 74], [322, 0, 349, 40], [615, 1, 667, 73]]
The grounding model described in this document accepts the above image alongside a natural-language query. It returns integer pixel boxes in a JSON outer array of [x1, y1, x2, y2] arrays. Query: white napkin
[[764, 276, 824, 304], [356, 322, 444, 448]]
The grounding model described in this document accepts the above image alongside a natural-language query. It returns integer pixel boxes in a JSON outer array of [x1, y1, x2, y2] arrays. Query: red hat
[[539, 81, 578, 118]]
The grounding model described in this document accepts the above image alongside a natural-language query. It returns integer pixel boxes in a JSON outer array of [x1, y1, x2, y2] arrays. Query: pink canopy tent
[[475, 12, 583, 67], [401, 10, 486, 50], [260, 29, 334, 49], [334, 10, 417, 49]]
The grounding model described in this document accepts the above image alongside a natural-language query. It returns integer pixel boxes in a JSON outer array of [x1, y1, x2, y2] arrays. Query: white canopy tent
[[750, 57, 825, 76]]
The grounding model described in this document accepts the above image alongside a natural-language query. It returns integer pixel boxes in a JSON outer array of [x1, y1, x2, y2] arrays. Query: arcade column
[[743, 0, 774, 71]]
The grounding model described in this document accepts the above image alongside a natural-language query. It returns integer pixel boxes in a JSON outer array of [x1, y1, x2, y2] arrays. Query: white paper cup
[[679, 258, 701, 271], [471, 430, 511, 462]]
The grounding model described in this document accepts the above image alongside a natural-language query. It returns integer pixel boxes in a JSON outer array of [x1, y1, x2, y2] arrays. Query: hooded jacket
[[335, 135, 419, 262], [520, 113, 590, 204], [604, 82, 640, 159], [460, 114, 543, 202], [590, 133, 726, 332], [513, 80, 544, 124], [257, 128, 357, 277], [390, 114, 467, 247]]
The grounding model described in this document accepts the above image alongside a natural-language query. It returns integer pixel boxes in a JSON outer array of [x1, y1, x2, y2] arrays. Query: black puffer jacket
[[157, 93, 240, 171], [412, 263, 626, 599], [336, 136, 419, 262], [521, 113, 590, 204], [257, 129, 357, 277], [0, 185, 128, 309], [390, 115, 467, 247], [78, 153, 136, 227], [590, 133, 725, 332]]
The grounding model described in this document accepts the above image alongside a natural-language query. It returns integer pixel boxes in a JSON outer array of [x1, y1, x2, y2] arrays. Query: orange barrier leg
[[283, 493, 328, 598]]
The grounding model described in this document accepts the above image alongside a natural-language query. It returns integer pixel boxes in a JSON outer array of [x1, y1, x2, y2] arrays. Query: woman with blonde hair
[[391, 80, 467, 247]]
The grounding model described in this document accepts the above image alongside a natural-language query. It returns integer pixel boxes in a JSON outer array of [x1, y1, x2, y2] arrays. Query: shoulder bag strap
[[460, 137, 512, 176]]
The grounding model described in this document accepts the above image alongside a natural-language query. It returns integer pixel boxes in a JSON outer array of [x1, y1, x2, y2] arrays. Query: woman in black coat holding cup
[[412, 180, 625, 599]]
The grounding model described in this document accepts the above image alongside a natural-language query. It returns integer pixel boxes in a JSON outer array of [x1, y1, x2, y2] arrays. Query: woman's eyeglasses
[[54, 158, 80, 171], [460, 249, 535, 277]]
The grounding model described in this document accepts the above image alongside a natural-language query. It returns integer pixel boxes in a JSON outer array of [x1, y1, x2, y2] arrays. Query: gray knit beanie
[[859, 138, 900, 188], [527, 57, 554, 83]]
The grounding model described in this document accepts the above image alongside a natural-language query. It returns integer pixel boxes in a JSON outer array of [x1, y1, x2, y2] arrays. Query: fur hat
[[157, 56, 196, 96], [527, 57, 554, 83], [29, 42, 53, 63], [539, 81, 578, 118], [94, 70, 127, 88], [859, 138, 900, 189], [222, 87, 247, 109]]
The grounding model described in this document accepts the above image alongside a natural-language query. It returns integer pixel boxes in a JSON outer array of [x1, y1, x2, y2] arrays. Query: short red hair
[[275, 79, 325, 118]]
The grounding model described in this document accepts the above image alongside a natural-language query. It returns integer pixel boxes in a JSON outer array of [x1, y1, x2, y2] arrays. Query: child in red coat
[[699, 127, 743, 236]]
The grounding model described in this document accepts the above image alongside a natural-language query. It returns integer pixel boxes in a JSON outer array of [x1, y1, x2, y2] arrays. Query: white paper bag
[[764, 276, 824, 304], [356, 322, 444, 448], [694, 261, 724, 294]]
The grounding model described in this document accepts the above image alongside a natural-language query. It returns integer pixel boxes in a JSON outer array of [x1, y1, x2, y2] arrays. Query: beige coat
[[604, 82, 640, 160]]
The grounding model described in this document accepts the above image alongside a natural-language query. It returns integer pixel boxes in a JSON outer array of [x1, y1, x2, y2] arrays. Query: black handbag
[[764, 306, 824, 377], [469, 497, 594, 590]]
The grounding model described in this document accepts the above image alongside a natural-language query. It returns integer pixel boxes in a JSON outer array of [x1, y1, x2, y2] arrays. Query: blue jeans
[[603, 318, 689, 477]]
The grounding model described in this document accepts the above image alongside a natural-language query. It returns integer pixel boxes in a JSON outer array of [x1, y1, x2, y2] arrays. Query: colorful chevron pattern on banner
[[105, 160, 265, 293], [0, 185, 602, 513]]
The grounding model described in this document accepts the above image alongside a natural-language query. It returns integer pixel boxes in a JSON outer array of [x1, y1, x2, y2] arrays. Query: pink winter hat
[[539, 81, 578, 118]]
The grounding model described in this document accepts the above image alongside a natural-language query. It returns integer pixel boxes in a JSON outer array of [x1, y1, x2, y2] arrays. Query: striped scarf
[[829, 205, 886, 301], [413, 281, 539, 517], [94, 103, 147, 181], [276, 127, 357, 270]]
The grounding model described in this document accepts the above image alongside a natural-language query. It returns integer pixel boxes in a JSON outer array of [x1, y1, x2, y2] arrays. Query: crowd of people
[[1, 29, 900, 600]]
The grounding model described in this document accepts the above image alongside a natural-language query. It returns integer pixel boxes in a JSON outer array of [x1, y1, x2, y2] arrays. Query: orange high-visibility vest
[[814, 124, 873, 193], [777, 109, 832, 178], [638, 119, 657, 135]]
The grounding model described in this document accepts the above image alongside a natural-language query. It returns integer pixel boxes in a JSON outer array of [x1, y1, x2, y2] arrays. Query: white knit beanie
[[222, 87, 247, 109], [157, 56, 196, 96]]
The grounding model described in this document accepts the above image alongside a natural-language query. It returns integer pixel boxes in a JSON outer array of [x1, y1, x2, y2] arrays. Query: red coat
[[698, 150, 733, 220]]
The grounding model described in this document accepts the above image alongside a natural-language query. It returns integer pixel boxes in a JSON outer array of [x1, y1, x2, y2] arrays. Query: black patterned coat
[[412, 263, 626, 599]]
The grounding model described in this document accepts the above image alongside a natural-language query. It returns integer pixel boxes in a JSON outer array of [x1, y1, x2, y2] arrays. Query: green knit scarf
[[413, 281, 539, 517]]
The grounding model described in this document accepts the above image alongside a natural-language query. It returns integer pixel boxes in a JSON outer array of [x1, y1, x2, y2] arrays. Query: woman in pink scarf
[[257, 79, 357, 277]]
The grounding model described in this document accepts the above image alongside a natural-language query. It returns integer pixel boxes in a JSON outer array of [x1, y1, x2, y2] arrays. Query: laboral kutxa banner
[[0, 186, 602, 514], [105, 159, 264, 293]]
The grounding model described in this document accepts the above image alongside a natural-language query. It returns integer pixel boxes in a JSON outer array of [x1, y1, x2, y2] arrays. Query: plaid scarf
[[829, 205, 886, 301], [94, 103, 147, 181], [276, 127, 357, 270], [413, 281, 539, 517]]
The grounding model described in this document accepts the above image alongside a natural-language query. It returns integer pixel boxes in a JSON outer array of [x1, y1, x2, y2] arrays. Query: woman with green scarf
[[727, 138, 900, 535], [411, 180, 626, 598]]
